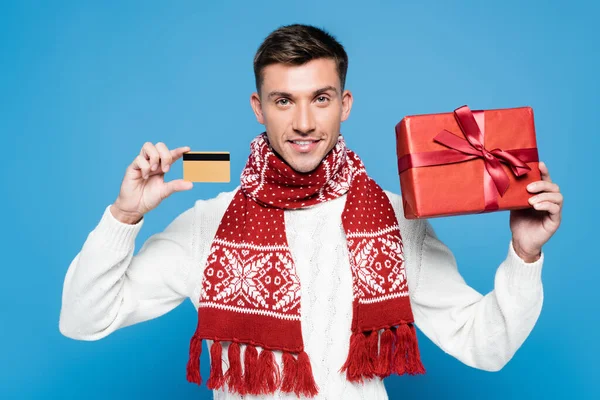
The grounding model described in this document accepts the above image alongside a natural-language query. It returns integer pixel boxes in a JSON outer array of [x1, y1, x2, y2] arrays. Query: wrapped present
[[395, 105, 541, 219]]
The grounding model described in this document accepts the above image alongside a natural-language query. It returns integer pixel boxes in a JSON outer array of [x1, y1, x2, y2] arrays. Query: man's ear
[[250, 92, 265, 125], [341, 89, 353, 122]]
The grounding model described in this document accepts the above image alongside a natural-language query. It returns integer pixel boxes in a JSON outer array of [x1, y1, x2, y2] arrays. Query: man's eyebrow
[[267, 91, 293, 99], [267, 86, 339, 99], [312, 85, 338, 96]]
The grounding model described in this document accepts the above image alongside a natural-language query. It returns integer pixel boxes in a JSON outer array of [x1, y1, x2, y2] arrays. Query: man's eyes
[[275, 96, 330, 106]]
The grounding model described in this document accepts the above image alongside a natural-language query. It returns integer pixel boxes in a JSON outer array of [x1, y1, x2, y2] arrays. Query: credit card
[[182, 151, 230, 183]]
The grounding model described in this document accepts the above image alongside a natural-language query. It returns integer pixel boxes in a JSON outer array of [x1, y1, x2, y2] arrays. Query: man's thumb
[[164, 179, 194, 197]]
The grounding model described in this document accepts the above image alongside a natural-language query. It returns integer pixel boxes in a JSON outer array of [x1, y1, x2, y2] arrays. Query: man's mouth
[[287, 139, 321, 153]]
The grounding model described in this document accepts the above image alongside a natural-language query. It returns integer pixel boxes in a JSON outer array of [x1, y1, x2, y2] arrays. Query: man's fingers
[[528, 192, 563, 206], [142, 142, 160, 171], [132, 154, 151, 178], [527, 180, 559, 194], [170, 146, 191, 162], [136, 143, 190, 180], [526, 161, 555, 193], [155, 142, 173, 173], [164, 179, 194, 197], [531, 201, 561, 222], [539, 161, 552, 182]]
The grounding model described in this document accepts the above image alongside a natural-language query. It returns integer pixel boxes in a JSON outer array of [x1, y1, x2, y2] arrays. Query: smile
[[288, 139, 321, 153]]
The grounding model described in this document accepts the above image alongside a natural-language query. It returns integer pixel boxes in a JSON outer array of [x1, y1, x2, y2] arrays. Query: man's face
[[250, 58, 353, 173]]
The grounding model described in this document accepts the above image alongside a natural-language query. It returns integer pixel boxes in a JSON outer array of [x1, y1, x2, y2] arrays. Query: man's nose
[[292, 103, 316, 134]]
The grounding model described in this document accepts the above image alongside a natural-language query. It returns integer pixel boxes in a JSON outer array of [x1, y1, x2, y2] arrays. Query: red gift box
[[395, 105, 541, 219]]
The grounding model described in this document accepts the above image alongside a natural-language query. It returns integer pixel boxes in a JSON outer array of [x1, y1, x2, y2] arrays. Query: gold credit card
[[182, 151, 230, 183]]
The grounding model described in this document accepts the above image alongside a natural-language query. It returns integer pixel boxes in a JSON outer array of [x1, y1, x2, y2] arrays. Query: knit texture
[[187, 134, 423, 396], [59, 187, 545, 399]]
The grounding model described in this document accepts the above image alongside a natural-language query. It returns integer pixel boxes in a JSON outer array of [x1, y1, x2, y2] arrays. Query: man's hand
[[111, 142, 194, 224], [509, 161, 563, 262]]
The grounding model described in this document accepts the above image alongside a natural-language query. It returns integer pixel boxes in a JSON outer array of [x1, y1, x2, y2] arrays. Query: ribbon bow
[[434, 105, 531, 197]]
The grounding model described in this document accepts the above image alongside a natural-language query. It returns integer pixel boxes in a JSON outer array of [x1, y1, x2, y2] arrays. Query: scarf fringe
[[191, 341, 318, 397], [339, 331, 373, 382], [190, 326, 422, 394], [367, 330, 379, 375], [295, 351, 319, 397], [206, 341, 225, 389], [186, 334, 202, 385], [243, 344, 260, 395], [341, 323, 426, 382], [281, 351, 298, 393], [224, 342, 244, 394], [406, 324, 426, 375], [393, 324, 409, 375], [375, 328, 395, 378], [393, 323, 426, 375], [257, 348, 281, 394]]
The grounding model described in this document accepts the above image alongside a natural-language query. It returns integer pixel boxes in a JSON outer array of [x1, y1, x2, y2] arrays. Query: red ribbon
[[397, 105, 539, 211]]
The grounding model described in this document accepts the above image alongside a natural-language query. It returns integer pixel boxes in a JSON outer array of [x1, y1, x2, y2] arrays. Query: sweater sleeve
[[410, 219, 544, 371], [59, 204, 197, 341]]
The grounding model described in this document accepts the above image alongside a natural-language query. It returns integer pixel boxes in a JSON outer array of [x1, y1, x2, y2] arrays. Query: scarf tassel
[[256, 348, 281, 394], [243, 344, 260, 395], [281, 351, 298, 393], [186, 334, 203, 385], [339, 331, 374, 382], [368, 330, 379, 373], [207, 341, 225, 389], [224, 342, 244, 394], [375, 328, 395, 378], [296, 350, 319, 397], [341, 324, 425, 382], [393, 323, 426, 375], [187, 339, 319, 397]]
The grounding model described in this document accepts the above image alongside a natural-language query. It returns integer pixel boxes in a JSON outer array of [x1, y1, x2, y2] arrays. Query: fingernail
[[164, 164, 170, 172], [152, 164, 157, 171], [529, 196, 537, 203]]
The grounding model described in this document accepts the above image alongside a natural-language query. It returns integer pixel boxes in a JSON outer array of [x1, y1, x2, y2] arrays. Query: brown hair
[[253, 24, 349, 94]]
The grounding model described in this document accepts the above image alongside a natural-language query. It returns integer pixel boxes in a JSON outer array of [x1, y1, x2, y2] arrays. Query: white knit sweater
[[59, 187, 544, 399]]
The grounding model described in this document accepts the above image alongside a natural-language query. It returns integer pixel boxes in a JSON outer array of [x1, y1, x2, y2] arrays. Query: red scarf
[[187, 132, 424, 397]]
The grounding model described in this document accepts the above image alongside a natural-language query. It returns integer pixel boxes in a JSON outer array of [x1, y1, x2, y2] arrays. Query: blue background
[[1, 0, 597, 398]]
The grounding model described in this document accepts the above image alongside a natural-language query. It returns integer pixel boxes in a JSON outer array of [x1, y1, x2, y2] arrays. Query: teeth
[[293, 141, 313, 145]]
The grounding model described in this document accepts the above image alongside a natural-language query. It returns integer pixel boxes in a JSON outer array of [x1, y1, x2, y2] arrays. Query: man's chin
[[294, 166, 320, 174], [271, 143, 332, 174], [288, 158, 323, 174]]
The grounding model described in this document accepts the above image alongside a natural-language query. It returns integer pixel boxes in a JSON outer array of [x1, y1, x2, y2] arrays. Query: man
[[59, 24, 563, 399]]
